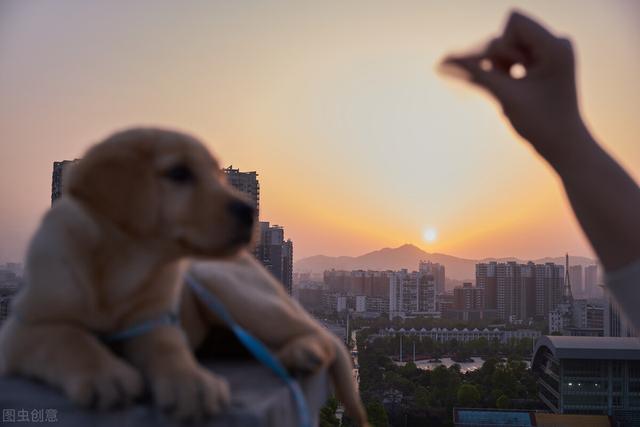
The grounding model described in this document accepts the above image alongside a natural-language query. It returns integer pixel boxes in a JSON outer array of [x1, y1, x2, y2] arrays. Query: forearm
[[542, 123, 640, 271]]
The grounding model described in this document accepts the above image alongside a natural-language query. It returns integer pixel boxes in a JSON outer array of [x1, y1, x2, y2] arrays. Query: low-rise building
[[0, 267, 22, 325], [532, 336, 640, 426], [378, 327, 540, 344], [453, 408, 611, 426], [442, 307, 500, 322]]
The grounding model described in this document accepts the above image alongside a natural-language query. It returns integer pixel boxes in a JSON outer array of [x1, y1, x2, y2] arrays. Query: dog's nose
[[228, 200, 255, 227]]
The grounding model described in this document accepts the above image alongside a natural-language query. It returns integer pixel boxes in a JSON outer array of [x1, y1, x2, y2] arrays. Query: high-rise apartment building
[[51, 160, 78, 204], [584, 264, 599, 297], [569, 265, 583, 295], [389, 269, 438, 319], [453, 282, 484, 310], [323, 270, 391, 298], [222, 166, 260, 218], [223, 166, 295, 294], [496, 262, 527, 322], [255, 222, 294, 294], [476, 262, 498, 309], [418, 261, 446, 294], [535, 262, 565, 320], [476, 261, 563, 323]]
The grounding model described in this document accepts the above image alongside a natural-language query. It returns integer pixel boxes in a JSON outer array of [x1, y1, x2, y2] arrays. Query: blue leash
[[100, 275, 312, 427], [185, 274, 312, 427]]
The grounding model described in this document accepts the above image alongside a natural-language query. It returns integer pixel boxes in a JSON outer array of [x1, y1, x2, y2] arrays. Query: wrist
[[534, 117, 595, 171]]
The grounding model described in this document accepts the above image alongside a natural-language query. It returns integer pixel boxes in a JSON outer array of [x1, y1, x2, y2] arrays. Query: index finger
[[502, 11, 558, 50]]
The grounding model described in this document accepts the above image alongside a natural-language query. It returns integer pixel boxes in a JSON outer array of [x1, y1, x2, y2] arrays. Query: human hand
[[441, 11, 587, 164]]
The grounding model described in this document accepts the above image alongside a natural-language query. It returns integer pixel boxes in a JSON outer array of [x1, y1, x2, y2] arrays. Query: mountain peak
[[362, 243, 426, 258], [398, 243, 421, 250], [295, 245, 597, 282]]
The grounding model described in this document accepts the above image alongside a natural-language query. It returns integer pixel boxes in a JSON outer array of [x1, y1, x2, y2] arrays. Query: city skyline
[[1, 1, 639, 263], [309, 259, 608, 334]]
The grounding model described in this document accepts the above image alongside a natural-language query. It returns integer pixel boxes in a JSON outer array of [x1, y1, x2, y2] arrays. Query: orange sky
[[1, 1, 638, 262]]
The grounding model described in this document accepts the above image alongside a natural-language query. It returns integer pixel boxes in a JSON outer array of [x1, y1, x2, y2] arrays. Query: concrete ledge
[[0, 361, 330, 426]]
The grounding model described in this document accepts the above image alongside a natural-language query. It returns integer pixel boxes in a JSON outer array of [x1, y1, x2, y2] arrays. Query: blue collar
[[13, 309, 179, 344]]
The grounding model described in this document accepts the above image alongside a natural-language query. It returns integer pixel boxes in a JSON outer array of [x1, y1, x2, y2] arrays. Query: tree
[[319, 396, 340, 427], [457, 384, 481, 408], [496, 394, 511, 409], [415, 385, 431, 410], [400, 361, 419, 379], [366, 399, 389, 427]]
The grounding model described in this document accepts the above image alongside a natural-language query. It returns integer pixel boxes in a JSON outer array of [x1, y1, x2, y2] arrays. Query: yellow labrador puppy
[[0, 128, 368, 424], [0, 129, 252, 420]]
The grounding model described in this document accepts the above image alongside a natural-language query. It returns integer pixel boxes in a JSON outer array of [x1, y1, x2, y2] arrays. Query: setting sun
[[423, 227, 438, 244]]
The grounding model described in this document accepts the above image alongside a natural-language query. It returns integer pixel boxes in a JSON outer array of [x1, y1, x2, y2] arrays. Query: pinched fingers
[[440, 53, 512, 101], [485, 37, 528, 74]]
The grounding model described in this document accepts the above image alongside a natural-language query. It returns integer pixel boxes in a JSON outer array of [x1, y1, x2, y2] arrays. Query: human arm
[[440, 11, 640, 272]]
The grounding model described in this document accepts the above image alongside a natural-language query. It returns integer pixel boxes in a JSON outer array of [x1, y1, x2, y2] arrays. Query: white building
[[336, 296, 348, 313], [418, 261, 445, 294], [389, 269, 438, 319], [549, 303, 572, 334], [572, 298, 605, 331], [378, 327, 540, 344]]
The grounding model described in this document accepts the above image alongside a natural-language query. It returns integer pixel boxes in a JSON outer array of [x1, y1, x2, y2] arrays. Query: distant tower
[[563, 253, 574, 302], [552, 253, 575, 334]]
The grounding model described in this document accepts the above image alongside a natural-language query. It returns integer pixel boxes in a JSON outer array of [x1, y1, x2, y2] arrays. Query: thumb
[[441, 54, 511, 101]]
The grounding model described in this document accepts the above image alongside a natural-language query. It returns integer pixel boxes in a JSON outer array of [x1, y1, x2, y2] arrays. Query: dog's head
[[66, 128, 255, 257]]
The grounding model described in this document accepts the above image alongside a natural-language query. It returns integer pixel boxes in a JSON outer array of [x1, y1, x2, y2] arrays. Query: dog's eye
[[163, 164, 195, 184]]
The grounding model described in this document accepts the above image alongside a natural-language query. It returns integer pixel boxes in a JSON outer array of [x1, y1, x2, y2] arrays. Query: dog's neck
[[88, 215, 188, 327]]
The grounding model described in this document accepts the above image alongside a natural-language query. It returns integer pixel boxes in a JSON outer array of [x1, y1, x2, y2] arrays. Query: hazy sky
[[1, 0, 638, 262]]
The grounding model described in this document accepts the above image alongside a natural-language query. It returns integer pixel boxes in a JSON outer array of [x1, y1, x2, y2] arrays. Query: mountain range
[[294, 244, 596, 281]]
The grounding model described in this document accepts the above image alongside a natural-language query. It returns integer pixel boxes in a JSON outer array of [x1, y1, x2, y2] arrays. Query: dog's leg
[[187, 257, 370, 426], [122, 325, 230, 422], [0, 318, 143, 409], [280, 330, 370, 427], [276, 332, 335, 375]]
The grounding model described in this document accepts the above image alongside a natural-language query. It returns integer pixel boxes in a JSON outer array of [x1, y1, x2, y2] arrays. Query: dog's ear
[[66, 142, 158, 236]]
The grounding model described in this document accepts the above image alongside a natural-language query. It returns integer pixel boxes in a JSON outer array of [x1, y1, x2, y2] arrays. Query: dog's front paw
[[152, 364, 230, 422], [278, 334, 334, 375], [63, 358, 144, 410]]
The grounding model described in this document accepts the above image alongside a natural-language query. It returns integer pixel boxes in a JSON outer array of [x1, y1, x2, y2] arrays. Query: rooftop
[[453, 409, 611, 427], [533, 335, 640, 361], [454, 408, 534, 426]]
